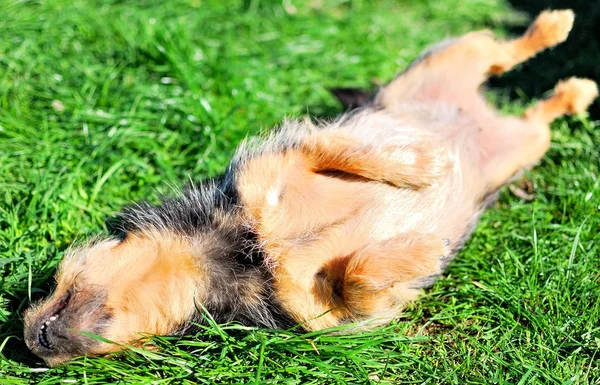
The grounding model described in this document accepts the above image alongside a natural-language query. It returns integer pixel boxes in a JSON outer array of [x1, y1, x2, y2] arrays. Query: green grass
[[1, 0, 599, 383]]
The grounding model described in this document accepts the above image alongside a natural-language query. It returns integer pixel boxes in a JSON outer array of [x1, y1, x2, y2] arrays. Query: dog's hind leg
[[482, 78, 598, 190], [272, 230, 450, 330], [339, 233, 449, 320], [376, 10, 575, 108]]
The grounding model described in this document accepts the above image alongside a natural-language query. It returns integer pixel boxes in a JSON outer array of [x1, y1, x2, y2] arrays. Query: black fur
[[329, 87, 374, 110], [114, 178, 296, 331]]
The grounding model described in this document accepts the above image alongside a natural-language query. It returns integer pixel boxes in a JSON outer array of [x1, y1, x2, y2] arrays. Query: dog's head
[[23, 232, 203, 366]]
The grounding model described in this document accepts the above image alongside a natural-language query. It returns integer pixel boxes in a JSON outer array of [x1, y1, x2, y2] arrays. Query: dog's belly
[[333, 105, 486, 243]]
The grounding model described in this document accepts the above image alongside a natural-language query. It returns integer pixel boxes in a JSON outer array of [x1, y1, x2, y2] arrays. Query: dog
[[24, 9, 597, 367]]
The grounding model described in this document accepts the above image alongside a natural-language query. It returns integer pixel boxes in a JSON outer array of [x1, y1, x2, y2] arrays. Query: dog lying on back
[[24, 10, 597, 366]]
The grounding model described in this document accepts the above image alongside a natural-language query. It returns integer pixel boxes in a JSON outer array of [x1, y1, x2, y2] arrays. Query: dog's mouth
[[37, 291, 71, 350]]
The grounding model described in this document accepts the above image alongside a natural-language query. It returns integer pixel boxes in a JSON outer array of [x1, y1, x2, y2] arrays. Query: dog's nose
[[24, 288, 113, 366], [24, 294, 72, 356], [24, 313, 82, 366]]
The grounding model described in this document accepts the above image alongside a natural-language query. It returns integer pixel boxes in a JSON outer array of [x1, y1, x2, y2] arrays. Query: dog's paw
[[529, 9, 574, 48], [555, 77, 599, 115], [386, 141, 451, 188]]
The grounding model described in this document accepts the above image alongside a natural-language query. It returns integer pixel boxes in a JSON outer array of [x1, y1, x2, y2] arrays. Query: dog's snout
[[25, 292, 71, 353], [24, 288, 112, 366], [34, 314, 70, 354]]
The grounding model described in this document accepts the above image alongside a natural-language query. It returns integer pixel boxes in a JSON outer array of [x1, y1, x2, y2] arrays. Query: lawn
[[1, 0, 599, 383]]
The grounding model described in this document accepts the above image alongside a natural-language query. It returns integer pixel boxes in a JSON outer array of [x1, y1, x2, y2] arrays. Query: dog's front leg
[[299, 130, 450, 189]]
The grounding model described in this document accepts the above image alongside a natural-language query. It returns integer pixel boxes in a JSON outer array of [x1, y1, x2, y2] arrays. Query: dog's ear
[[329, 87, 373, 110]]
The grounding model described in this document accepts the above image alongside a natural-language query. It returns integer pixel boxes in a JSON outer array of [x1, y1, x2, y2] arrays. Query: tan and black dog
[[24, 9, 597, 366]]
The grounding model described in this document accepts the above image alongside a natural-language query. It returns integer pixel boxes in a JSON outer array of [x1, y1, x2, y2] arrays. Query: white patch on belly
[[266, 188, 279, 206]]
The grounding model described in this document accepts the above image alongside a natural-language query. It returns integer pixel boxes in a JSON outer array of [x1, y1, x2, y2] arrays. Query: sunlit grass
[[1, 0, 598, 383]]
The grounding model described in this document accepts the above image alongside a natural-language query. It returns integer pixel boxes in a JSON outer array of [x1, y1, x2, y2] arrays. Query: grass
[[0, 0, 599, 383]]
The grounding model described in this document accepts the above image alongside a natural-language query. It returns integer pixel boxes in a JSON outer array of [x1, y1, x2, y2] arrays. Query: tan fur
[[26, 232, 204, 357], [239, 153, 370, 328], [237, 9, 598, 330], [100, 233, 203, 346], [485, 78, 598, 189], [238, 147, 451, 329], [300, 130, 450, 188]]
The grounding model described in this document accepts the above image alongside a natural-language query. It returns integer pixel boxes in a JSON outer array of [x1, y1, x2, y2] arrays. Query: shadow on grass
[[489, 0, 600, 118]]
